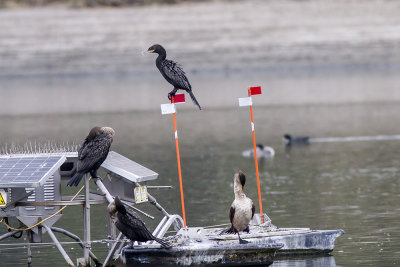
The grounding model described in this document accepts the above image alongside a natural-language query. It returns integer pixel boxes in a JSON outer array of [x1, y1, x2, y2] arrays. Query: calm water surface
[[0, 103, 399, 266]]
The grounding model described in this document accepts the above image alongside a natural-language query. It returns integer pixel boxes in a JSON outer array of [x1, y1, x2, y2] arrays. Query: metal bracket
[[43, 225, 75, 267], [152, 214, 184, 239]]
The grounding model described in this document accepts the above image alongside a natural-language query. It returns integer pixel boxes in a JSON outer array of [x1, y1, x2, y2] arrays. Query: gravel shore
[[1, 0, 400, 114], [1, 0, 400, 76]]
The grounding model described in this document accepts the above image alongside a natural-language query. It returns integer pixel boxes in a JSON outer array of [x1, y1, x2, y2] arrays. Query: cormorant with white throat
[[67, 126, 114, 186], [108, 196, 170, 248], [221, 171, 255, 244], [147, 44, 201, 110], [242, 144, 275, 158]]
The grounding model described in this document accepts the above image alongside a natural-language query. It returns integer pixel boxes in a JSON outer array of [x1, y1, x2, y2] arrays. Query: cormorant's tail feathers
[[153, 237, 171, 248], [188, 90, 201, 110], [67, 172, 84, 187], [219, 226, 235, 235]]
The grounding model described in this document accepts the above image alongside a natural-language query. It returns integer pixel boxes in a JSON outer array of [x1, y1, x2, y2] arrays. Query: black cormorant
[[221, 171, 255, 244], [147, 44, 201, 110], [283, 134, 310, 146], [66, 126, 114, 186], [107, 196, 170, 248]]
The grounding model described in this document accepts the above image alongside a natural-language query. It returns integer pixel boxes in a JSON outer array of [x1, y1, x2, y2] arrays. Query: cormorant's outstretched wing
[[161, 59, 191, 90], [77, 133, 112, 172]]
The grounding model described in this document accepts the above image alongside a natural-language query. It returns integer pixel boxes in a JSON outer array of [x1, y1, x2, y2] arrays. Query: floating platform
[[0, 151, 344, 266], [123, 242, 282, 266], [121, 220, 344, 266]]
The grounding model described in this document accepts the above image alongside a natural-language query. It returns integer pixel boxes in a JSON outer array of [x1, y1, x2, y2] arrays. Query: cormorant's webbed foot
[[239, 238, 249, 244], [93, 175, 102, 181], [90, 170, 101, 180], [237, 232, 249, 244], [168, 88, 178, 100], [168, 92, 176, 100], [129, 241, 134, 249]]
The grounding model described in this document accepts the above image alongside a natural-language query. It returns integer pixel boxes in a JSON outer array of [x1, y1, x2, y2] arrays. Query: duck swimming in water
[[107, 196, 170, 248], [242, 144, 275, 158], [283, 134, 310, 146], [221, 171, 255, 244]]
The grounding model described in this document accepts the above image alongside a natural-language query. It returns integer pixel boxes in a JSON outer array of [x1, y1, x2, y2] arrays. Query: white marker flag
[[238, 97, 253, 107], [161, 103, 176, 115]]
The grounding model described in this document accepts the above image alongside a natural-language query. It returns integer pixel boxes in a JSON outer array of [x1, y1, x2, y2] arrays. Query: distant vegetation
[[1, 0, 209, 8]]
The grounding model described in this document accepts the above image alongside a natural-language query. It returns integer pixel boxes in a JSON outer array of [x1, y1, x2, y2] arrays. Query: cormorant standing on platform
[[67, 126, 115, 187], [147, 44, 201, 110], [221, 171, 255, 244], [108, 196, 171, 248]]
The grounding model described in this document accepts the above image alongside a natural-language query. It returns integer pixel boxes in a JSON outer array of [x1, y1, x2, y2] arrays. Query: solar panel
[[101, 151, 158, 183], [0, 155, 66, 188]]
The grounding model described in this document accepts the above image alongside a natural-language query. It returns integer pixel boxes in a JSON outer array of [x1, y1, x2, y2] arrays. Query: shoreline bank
[[0, 0, 399, 114]]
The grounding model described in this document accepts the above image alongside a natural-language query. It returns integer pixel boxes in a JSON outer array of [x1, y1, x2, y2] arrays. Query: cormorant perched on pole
[[221, 171, 255, 244], [67, 126, 115, 187], [147, 44, 201, 110], [108, 196, 171, 248]]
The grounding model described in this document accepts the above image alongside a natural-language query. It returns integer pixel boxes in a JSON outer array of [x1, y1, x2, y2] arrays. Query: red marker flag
[[248, 86, 262, 96], [171, 94, 186, 104]]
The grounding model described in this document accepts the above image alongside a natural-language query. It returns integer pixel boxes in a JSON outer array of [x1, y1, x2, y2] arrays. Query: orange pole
[[171, 98, 187, 227], [248, 89, 264, 222]]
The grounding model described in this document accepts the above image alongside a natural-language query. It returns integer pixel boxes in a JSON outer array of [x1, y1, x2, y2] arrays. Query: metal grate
[[25, 187, 36, 211], [43, 175, 55, 210]]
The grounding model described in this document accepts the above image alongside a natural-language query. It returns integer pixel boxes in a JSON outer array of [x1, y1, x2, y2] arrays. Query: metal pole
[[141, 186, 170, 217], [160, 97, 186, 230], [93, 178, 114, 204], [94, 177, 155, 219], [94, 177, 154, 219], [43, 225, 75, 267], [50, 227, 101, 266], [0, 230, 22, 241], [108, 215, 117, 254], [102, 232, 123, 267], [27, 243, 32, 267], [172, 110, 187, 227], [121, 200, 154, 219], [248, 88, 263, 223], [83, 174, 91, 266], [26, 230, 32, 267]]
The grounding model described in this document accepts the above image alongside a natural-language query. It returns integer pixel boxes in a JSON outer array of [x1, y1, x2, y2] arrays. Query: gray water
[[2, 0, 400, 115], [0, 101, 399, 266], [1, 1, 400, 265]]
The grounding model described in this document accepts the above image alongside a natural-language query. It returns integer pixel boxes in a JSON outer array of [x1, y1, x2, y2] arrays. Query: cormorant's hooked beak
[[148, 49, 155, 53]]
